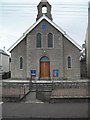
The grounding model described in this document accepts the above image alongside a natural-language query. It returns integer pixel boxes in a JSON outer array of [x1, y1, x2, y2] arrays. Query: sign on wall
[[53, 69, 58, 77], [31, 70, 36, 77]]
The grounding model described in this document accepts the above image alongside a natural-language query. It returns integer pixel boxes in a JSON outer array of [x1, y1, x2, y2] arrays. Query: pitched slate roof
[[0, 49, 9, 56], [8, 14, 82, 52]]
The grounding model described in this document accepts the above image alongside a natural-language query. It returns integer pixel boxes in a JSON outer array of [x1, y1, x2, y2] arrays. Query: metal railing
[[2, 82, 30, 102]]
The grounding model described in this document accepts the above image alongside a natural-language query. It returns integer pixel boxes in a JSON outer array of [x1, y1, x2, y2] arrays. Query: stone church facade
[[8, 0, 81, 80]]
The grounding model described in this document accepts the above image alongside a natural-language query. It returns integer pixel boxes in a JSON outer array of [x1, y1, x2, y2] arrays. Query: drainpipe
[[0, 53, 2, 80]]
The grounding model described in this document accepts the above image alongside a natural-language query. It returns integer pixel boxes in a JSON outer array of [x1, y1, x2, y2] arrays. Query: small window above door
[[40, 56, 49, 62]]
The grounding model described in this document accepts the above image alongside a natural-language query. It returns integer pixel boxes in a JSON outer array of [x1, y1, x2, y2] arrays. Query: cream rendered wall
[[0, 53, 10, 73]]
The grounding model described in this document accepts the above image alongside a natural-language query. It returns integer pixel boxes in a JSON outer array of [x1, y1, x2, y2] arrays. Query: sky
[[0, 0, 89, 54]]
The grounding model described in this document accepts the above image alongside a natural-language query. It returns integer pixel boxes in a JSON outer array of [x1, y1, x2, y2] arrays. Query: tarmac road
[[2, 102, 89, 120]]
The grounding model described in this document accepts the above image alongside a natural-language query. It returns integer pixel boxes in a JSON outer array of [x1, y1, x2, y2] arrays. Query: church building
[[8, 0, 82, 80]]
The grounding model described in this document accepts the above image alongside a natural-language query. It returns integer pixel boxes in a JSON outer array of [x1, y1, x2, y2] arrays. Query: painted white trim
[[2, 79, 89, 83], [8, 14, 82, 52]]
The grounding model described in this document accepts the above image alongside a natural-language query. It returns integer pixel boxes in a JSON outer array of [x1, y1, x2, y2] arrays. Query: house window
[[36, 33, 41, 48], [48, 33, 53, 48], [20, 57, 23, 69], [67, 56, 71, 68]]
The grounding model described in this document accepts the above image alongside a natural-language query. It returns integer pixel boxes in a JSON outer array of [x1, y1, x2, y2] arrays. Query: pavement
[[2, 102, 89, 119]]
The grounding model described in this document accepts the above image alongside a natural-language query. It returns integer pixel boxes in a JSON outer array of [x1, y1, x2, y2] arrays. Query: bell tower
[[36, 0, 52, 21]]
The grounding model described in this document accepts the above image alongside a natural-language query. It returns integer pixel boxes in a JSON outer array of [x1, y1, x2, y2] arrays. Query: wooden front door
[[40, 62, 50, 78], [40, 56, 50, 79]]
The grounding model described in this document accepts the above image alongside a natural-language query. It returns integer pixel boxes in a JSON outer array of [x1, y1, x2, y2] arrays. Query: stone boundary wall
[[36, 80, 89, 102], [2, 80, 89, 102]]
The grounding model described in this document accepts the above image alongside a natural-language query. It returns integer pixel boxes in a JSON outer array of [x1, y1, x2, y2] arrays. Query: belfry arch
[[36, 0, 52, 21]]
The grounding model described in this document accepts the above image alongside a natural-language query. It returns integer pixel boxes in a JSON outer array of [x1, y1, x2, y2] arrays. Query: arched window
[[36, 33, 41, 48], [20, 57, 23, 69], [48, 33, 53, 48], [67, 56, 71, 68]]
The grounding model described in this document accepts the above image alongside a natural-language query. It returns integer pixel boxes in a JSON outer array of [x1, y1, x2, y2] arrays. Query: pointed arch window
[[20, 57, 23, 69], [67, 56, 71, 68], [48, 33, 53, 48], [36, 33, 41, 48]]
